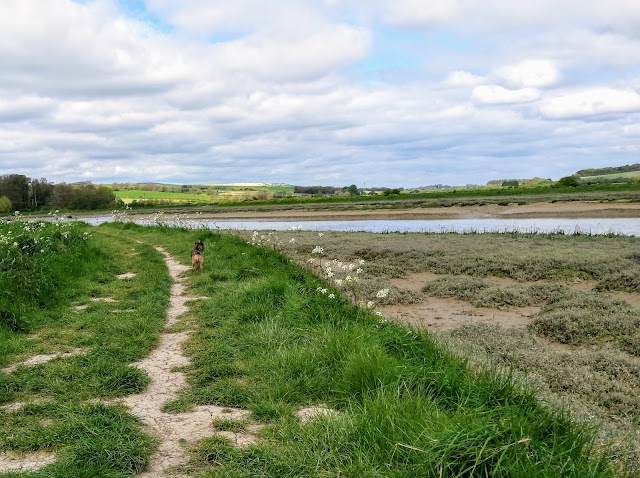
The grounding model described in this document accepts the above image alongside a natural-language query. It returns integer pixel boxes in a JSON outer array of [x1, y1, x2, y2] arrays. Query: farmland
[[580, 171, 640, 182], [112, 184, 295, 205], [0, 217, 628, 476]]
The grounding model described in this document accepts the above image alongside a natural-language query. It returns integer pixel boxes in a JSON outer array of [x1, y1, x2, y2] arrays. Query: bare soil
[[383, 272, 640, 332], [0, 451, 56, 473], [380, 297, 540, 331], [1, 349, 84, 374]]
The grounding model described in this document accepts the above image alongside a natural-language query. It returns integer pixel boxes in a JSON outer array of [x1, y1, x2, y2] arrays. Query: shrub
[[0, 195, 11, 213], [0, 216, 91, 330]]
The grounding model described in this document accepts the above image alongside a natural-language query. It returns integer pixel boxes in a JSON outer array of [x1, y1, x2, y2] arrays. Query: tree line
[[0, 174, 118, 213], [294, 185, 361, 196]]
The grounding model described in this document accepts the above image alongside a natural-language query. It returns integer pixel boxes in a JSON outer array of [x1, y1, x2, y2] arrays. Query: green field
[[114, 189, 210, 204], [580, 171, 640, 181], [113, 185, 296, 205]]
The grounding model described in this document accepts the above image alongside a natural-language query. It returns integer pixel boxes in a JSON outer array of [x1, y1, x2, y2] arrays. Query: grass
[[113, 185, 296, 206], [104, 223, 616, 477], [114, 189, 210, 204], [230, 228, 640, 474], [0, 220, 172, 476], [581, 171, 640, 181]]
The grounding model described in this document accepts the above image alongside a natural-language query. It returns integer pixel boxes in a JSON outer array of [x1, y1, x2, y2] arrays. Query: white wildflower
[[356, 268, 363, 274], [367, 301, 375, 308], [334, 279, 343, 286], [312, 246, 324, 254], [376, 289, 389, 299], [328, 293, 335, 299], [290, 238, 296, 243]]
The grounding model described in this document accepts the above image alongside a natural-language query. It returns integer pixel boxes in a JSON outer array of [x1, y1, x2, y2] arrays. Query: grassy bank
[[240, 229, 640, 473], [109, 223, 616, 476], [0, 220, 172, 476]]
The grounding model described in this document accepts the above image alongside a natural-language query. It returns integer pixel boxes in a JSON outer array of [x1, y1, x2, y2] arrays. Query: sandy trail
[[122, 247, 257, 477]]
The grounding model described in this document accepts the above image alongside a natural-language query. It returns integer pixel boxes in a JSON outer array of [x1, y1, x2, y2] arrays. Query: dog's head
[[194, 240, 204, 252]]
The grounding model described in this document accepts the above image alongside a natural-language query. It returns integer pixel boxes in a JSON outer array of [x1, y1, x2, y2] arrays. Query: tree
[[501, 180, 519, 187], [345, 184, 359, 196], [0, 195, 11, 213], [383, 188, 401, 196], [556, 176, 580, 187], [29, 177, 54, 208], [0, 174, 29, 210]]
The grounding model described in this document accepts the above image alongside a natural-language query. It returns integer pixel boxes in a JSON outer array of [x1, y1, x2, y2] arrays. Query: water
[[81, 216, 640, 236]]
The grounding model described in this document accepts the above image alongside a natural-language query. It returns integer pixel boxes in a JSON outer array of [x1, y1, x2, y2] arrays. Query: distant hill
[[576, 163, 640, 177]]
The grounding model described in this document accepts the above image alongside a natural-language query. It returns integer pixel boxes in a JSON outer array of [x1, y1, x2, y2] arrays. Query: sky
[[1, 0, 640, 187]]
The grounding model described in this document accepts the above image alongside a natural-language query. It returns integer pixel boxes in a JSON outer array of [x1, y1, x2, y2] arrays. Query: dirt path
[[122, 247, 258, 477]]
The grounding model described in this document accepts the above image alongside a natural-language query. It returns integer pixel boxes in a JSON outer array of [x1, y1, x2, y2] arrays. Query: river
[[81, 216, 640, 236]]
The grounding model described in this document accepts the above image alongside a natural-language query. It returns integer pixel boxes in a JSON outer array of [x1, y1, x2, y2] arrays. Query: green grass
[[104, 223, 615, 477], [114, 189, 210, 204], [0, 221, 172, 476], [580, 171, 640, 181], [113, 185, 296, 206]]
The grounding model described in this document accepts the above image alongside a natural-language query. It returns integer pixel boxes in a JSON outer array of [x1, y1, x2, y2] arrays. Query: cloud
[[540, 88, 640, 118], [444, 71, 485, 86], [385, 0, 459, 28], [622, 123, 640, 136], [496, 60, 559, 89], [0, 0, 640, 187], [383, 0, 640, 32], [473, 85, 540, 104], [208, 24, 371, 81]]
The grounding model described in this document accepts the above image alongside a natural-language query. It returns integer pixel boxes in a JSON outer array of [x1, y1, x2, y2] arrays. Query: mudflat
[[148, 200, 640, 221]]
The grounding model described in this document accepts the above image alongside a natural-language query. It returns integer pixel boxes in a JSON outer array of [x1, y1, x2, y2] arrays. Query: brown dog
[[191, 240, 204, 274]]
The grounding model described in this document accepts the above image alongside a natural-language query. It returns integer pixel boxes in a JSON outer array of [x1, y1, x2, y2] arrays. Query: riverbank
[[185, 200, 640, 221], [45, 200, 638, 224]]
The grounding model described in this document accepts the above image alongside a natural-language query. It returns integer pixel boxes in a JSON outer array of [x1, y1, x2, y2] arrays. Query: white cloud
[[622, 123, 640, 136], [383, 0, 640, 32], [444, 71, 485, 87], [496, 60, 559, 89], [540, 88, 640, 118], [473, 85, 540, 104], [209, 24, 371, 81], [385, 0, 459, 28]]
